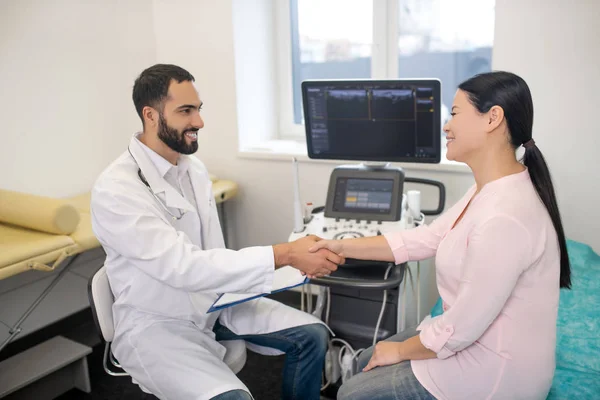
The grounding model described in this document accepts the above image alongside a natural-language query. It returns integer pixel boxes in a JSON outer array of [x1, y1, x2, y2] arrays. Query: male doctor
[[91, 64, 343, 400]]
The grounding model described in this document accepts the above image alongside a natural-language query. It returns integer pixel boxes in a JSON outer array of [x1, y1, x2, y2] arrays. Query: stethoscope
[[128, 147, 186, 221]]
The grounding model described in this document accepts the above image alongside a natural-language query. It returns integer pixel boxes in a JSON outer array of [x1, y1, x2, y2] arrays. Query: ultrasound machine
[[287, 79, 447, 391]]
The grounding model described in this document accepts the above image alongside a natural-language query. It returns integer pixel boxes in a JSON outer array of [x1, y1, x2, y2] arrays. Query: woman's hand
[[310, 235, 396, 264], [363, 342, 405, 372], [308, 239, 344, 255]]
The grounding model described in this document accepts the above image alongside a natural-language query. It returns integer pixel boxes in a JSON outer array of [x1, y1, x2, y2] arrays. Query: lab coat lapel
[[128, 136, 195, 213], [188, 162, 224, 249]]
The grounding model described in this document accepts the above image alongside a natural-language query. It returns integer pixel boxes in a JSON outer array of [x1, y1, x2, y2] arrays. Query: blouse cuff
[[383, 231, 409, 265], [419, 323, 456, 359]]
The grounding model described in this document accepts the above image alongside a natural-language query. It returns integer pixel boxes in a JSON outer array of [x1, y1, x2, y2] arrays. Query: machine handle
[[309, 263, 405, 290], [403, 177, 446, 216]]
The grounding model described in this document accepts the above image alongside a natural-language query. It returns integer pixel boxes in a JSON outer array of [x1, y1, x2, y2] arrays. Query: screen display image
[[332, 178, 395, 215], [302, 80, 441, 163]]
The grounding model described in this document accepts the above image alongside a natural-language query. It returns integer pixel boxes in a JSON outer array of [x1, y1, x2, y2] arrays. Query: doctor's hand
[[273, 236, 344, 278]]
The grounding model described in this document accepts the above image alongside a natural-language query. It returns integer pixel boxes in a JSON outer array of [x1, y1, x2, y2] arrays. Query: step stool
[[0, 335, 92, 399]]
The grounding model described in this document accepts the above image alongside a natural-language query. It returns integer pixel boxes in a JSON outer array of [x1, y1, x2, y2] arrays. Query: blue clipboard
[[207, 277, 309, 313]]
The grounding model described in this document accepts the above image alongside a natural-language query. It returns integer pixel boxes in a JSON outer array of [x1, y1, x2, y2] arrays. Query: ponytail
[[522, 144, 571, 289], [458, 71, 571, 289]]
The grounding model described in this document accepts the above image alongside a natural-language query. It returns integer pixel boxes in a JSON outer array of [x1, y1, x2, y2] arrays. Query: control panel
[[289, 164, 444, 245], [288, 212, 411, 243]]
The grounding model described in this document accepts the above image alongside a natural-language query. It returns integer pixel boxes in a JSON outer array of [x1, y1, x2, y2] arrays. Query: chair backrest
[[87, 266, 115, 342]]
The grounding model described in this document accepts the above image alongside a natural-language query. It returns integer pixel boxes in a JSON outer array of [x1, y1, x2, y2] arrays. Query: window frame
[[274, 0, 302, 139], [274, 0, 492, 168], [276, 0, 401, 140]]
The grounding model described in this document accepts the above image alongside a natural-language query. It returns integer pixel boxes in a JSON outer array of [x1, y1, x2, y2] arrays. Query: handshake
[[273, 235, 344, 279]]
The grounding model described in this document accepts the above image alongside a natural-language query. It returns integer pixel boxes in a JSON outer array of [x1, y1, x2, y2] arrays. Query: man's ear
[[142, 106, 158, 127], [486, 105, 505, 132]]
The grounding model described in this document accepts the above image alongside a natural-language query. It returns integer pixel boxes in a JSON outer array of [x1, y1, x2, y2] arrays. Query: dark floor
[[56, 344, 289, 400]]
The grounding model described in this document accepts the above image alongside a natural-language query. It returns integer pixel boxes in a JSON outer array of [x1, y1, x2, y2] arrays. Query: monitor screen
[[302, 79, 441, 163], [332, 177, 395, 215]]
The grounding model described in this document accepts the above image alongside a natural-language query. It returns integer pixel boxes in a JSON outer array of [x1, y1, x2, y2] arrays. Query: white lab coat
[[90, 134, 325, 400]]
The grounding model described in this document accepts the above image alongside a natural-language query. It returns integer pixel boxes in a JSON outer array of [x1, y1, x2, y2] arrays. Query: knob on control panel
[[333, 231, 365, 240]]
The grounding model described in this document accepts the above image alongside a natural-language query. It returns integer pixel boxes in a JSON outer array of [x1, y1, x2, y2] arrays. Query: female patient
[[311, 71, 571, 400]]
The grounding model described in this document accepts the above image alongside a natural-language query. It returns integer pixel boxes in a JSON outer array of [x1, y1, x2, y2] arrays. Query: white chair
[[87, 266, 247, 379]]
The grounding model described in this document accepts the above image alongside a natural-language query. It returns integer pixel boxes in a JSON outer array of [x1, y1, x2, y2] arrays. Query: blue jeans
[[213, 321, 329, 400], [211, 389, 253, 400], [337, 326, 435, 400]]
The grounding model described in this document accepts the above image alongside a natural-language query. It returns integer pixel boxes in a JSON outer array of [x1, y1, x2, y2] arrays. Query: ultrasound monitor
[[301, 79, 442, 163]]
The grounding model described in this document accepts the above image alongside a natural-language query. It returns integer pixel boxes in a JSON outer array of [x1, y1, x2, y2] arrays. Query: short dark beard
[[157, 113, 198, 155]]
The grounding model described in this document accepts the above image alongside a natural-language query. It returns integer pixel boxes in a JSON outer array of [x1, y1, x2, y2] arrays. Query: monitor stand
[[358, 162, 391, 170], [333, 163, 405, 181], [350, 162, 404, 175]]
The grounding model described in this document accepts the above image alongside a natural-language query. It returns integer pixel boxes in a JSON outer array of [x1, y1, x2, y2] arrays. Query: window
[[278, 0, 495, 155], [291, 0, 373, 125], [396, 0, 495, 130]]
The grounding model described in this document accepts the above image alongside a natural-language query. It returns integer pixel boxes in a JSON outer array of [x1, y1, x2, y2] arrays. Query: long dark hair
[[458, 71, 571, 289]]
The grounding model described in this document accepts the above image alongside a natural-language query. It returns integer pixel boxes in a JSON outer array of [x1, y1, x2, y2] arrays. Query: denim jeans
[[213, 321, 329, 400], [337, 326, 435, 400], [210, 389, 253, 400]]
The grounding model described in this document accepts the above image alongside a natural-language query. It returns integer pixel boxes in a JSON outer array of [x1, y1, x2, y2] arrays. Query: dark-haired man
[[91, 64, 340, 400]]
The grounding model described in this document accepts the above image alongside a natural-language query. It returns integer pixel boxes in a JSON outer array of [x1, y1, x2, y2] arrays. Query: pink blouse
[[384, 169, 560, 400]]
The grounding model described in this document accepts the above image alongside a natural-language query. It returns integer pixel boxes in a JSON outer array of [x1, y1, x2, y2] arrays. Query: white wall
[[0, 0, 156, 198], [493, 0, 600, 251]]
